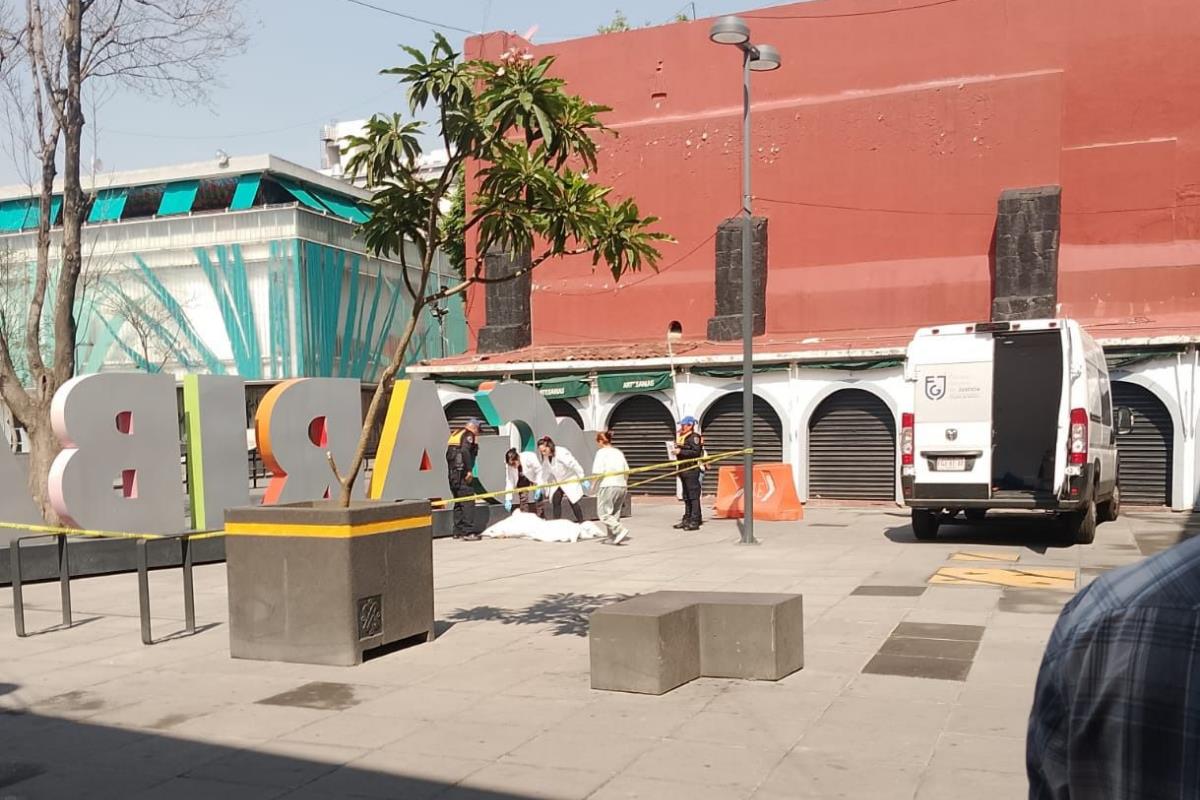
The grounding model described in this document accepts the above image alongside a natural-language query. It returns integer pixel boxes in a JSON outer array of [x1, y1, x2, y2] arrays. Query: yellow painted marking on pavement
[[950, 551, 1021, 563], [929, 566, 1076, 590]]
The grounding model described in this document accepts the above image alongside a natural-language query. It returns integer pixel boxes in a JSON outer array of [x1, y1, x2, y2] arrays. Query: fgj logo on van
[[924, 375, 947, 401]]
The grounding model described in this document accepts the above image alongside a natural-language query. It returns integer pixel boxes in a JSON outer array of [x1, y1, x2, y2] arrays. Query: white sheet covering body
[[481, 510, 605, 543]]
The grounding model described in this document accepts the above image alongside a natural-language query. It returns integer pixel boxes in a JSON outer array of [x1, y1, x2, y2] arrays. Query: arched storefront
[[607, 394, 677, 496], [1112, 382, 1174, 506], [807, 388, 896, 501], [549, 399, 585, 429], [443, 398, 498, 436], [700, 394, 785, 495]]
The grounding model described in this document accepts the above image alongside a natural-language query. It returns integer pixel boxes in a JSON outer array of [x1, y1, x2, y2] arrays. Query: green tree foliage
[[597, 8, 690, 33], [439, 172, 467, 281], [331, 35, 671, 504], [597, 11, 632, 34]]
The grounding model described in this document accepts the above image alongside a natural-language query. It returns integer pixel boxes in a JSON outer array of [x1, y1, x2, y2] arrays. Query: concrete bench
[[588, 591, 804, 695]]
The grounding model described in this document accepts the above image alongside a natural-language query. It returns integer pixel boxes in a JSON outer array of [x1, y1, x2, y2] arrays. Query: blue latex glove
[[582, 480, 592, 492], [504, 500, 513, 512]]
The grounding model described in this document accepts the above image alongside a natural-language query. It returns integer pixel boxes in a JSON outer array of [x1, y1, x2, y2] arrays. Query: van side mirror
[[1115, 407, 1134, 435]]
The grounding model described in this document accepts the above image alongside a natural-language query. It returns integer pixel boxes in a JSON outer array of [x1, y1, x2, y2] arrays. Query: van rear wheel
[[1064, 500, 1097, 545], [912, 510, 941, 541], [1098, 485, 1120, 523]]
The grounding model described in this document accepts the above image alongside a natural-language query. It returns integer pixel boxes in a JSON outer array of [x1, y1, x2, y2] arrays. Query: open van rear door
[[911, 334, 993, 499]]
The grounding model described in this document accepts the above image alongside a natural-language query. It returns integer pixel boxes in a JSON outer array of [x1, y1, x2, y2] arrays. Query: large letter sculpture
[[182, 375, 250, 529], [256, 378, 364, 504], [48, 373, 185, 533], [369, 379, 452, 501], [476, 382, 597, 481]]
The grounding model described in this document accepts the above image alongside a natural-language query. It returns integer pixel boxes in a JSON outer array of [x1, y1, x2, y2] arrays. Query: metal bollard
[[137, 533, 198, 645], [11, 534, 72, 637]]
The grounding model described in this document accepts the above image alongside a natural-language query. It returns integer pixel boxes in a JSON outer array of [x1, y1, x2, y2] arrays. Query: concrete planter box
[[223, 500, 434, 666]]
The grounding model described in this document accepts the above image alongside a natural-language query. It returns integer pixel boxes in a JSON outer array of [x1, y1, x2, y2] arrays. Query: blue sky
[[0, 0, 763, 184]]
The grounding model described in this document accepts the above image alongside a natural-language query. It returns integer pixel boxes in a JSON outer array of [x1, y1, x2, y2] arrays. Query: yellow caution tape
[[432, 447, 753, 507], [0, 520, 224, 542], [0, 448, 756, 541]]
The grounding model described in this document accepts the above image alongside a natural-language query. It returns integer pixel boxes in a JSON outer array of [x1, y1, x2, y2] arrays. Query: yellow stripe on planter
[[224, 515, 433, 539]]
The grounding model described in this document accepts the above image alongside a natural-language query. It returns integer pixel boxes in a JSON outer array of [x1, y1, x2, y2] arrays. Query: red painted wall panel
[[463, 0, 1200, 350]]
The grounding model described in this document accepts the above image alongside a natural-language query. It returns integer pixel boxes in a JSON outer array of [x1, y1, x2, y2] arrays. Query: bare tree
[[0, 0, 246, 522], [99, 284, 183, 372]]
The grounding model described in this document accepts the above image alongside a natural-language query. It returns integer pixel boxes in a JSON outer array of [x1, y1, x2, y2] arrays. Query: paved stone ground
[[0, 499, 1191, 799]]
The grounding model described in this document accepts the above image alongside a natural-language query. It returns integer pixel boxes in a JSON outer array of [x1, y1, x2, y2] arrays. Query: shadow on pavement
[[1124, 510, 1200, 556], [448, 592, 630, 637], [0, 685, 541, 799], [885, 513, 1077, 553]]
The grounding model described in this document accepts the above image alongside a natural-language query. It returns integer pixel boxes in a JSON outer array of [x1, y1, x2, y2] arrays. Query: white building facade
[[415, 343, 1199, 511], [0, 154, 466, 384]]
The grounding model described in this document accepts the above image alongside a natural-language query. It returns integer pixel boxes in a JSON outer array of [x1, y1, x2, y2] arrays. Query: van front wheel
[[1064, 500, 1097, 545], [912, 510, 941, 541]]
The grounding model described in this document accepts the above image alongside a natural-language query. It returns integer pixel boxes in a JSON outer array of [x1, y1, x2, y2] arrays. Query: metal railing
[[10, 530, 204, 645]]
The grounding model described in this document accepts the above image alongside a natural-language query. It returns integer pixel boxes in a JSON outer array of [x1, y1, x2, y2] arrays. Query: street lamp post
[[709, 16, 781, 545]]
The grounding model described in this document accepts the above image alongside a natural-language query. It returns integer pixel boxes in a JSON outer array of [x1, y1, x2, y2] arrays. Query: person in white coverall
[[591, 431, 630, 545], [537, 435, 587, 523]]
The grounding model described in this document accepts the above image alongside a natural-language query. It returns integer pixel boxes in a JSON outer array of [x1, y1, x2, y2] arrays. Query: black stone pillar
[[707, 217, 767, 341], [476, 248, 532, 354], [991, 186, 1061, 322]]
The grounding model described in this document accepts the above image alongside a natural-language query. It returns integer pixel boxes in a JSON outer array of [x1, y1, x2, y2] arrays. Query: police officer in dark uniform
[[446, 419, 481, 540], [674, 416, 704, 531]]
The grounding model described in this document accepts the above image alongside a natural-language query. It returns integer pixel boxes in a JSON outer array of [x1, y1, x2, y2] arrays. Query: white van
[[902, 319, 1132, 544]]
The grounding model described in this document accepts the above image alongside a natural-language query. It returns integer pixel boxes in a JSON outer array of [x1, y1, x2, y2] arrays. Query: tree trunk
[[335, 308, 423, 506], [23, 415, 61, 525], [53, 0, 85, 388]]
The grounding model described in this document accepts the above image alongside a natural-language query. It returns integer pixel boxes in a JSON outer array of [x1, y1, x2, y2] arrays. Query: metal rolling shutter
[[608, 395, 677, 496], [550, 399, 585, 429], [1113, 382, 1173, 506], [700, 394, 785, 495], [808, 389, 895, 501], [443, 399, 498, 436]]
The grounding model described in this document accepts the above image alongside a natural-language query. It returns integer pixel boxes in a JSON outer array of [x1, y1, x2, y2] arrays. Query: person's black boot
[[673, 521, 688, 529]]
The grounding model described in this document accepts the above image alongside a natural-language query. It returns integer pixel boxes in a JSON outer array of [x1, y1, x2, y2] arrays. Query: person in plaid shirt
[[1027, 533, 1200, 799]]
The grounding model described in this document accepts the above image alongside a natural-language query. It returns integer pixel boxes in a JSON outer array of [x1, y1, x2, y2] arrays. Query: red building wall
[[464, 0, 1200, 350]]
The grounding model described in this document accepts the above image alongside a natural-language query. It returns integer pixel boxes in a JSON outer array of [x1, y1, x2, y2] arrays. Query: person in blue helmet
[[674, 416, 704, 531]]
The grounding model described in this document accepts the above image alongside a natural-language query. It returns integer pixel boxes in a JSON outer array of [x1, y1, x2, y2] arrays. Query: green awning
[[799, 359, 905, 371], [88, 188, 128, 223], [597, 371, 673, 395], [157, 180, 199, 216], [229, 174, 261, 210], [21, 197, 60, 229], [691, 364, 791, 378], [534, 376, 590, 399], [0, 200, 31, 232], [1105, 349, 1182, 370], [275, 176, 326, 213], [311, 187, 370, 223]]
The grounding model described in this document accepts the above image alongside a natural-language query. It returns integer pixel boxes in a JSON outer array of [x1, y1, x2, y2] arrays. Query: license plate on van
[[935, 457, 967, 472]]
